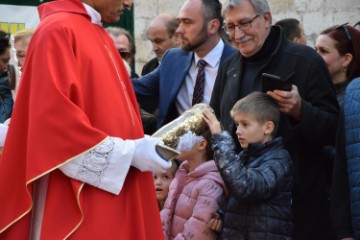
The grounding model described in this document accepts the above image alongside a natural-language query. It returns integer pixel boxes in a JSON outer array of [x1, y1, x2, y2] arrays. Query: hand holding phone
[[262, 72, 293, 92]]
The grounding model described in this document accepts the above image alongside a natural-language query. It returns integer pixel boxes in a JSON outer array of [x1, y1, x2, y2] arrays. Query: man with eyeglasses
[[132, 0, 236, 130], [106, 26, 139, 78], [0, 0, 172, 239], [210, 0, 339, 239]]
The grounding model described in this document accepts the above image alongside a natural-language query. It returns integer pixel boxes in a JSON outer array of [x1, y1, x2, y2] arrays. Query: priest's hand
[[132, 136, 172, 173]]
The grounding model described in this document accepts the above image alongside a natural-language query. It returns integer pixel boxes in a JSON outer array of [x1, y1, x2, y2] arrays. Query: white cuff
[[0, 123, 8, 147], [59, 137, 135, 195]]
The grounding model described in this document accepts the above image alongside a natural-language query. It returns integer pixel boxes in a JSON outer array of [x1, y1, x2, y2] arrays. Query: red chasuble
[[0, 0, 163, 239]]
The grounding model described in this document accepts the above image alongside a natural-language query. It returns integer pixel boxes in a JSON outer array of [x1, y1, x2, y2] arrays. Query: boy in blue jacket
[[203, 91, 293, 239]]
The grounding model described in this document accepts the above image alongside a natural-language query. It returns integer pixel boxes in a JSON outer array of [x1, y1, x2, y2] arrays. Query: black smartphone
[[261, 73, 293, 92]]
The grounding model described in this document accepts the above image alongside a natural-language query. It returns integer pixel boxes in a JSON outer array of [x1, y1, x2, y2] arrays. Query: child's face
[[233, 112, 271, 149], [153, 169, 175, 202]]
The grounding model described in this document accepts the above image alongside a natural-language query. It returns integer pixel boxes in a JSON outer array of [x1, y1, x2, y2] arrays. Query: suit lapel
[[225, 54, 242, 106], [169, 51, 193, 99], [218, 54, 243, 132]]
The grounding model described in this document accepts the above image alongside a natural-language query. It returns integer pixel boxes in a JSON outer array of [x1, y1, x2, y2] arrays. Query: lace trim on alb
[[75, 138, 114, 187]]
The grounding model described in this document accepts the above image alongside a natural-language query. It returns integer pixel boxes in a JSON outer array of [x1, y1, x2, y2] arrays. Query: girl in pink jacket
[[160, 129, 227, 240]]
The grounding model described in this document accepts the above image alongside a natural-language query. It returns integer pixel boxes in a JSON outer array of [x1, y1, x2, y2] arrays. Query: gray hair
[[222, 0, 270, 17], [106, 27, 136, 55]]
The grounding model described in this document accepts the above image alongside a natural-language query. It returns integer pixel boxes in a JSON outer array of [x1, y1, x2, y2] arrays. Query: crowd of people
[[0, 0, 359, 239]]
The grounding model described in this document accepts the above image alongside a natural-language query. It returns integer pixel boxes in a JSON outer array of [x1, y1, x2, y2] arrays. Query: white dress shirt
[[176, 39, 225, 114]]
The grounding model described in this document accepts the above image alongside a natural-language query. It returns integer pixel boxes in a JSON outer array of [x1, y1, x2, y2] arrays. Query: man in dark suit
[[106, 26, 139, 78], [132, 0, 236, 129], [139, 13, 181, 125], [141, 13, 180, 76]]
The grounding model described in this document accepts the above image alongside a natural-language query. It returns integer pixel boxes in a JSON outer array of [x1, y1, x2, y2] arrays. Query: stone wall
[[133, 0, 360, 74]]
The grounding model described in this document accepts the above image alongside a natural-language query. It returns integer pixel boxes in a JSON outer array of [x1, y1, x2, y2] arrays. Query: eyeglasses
[[118, 50, 131, 59], [336, 22, 352, 42], [223, 15, 259, 34]]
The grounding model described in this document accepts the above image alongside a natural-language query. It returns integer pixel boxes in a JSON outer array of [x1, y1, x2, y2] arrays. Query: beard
[[181, 24, 209, 52]]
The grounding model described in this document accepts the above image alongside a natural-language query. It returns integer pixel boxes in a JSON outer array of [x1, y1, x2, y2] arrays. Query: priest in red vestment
[[0, 0, 171, 239]]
